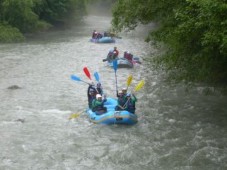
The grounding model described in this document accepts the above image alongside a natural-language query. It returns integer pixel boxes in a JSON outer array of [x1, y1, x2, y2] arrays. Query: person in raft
[[125, 93, 137, 114], [124, 51, 133, 63], [91, 94, 107, 114], [112, 46, 119, 60], [92, 30, 98, 39], [96, 82, 103, 96], [87, 84, 97, 108], [115, 90, 126, 111]]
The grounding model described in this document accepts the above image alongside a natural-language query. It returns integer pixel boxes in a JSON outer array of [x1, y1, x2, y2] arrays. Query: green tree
[[112, 0, 227, 85], [0, 0, 87, 42], [1, 0, 49, 33], [0, 23, 24, 42], [33, 0, 86, 26]]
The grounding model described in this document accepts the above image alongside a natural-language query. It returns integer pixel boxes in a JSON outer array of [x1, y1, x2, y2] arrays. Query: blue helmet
[[126, 93, 131, 97]]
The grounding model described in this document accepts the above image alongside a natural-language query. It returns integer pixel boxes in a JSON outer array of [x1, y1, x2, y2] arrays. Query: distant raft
[[107, 58, 133, 68], [106, 57, 141, 68], [86, 97, 138, 125], [90, 37, 115, 43]]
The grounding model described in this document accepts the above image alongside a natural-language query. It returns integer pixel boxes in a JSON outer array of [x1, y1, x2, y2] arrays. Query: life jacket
[[92, 32, 98, 38], [107, 51, 113, 57], [87, 86, 97, 97], [97, 33, 103, 39], [113, 50, 119, 56], [88, 95, 96, 108], [117, 96, 125, 107], [106, 51, 114, 61], [97, 88, 103, 95], [87, 85, 97, 108], [92, 99, 106, 112], [126, 98, 136, 113], [124, 53, 133, 61]]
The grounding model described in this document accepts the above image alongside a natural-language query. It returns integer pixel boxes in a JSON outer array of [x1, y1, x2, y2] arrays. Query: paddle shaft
[[71, 75, 91, 85], [81, 80, 91, 85], [112, 59, 118, 96], [114, 72, 118, 96]]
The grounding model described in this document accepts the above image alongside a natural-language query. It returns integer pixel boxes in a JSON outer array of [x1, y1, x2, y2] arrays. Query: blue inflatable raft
[[86, 97, 138, 125], [90, 37, 115, 43], [107, 58, 134, 68]]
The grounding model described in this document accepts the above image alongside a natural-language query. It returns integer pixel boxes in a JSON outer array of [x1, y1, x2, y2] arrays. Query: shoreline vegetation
[[0, 0, 87, 43], [111, 0, 227, 86]]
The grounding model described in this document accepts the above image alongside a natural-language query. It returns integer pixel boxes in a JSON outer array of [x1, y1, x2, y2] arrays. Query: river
[[0, 14, 227, 170]]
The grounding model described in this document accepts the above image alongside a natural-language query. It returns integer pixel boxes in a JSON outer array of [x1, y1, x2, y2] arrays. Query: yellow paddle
[[68, 112, 82, 120], [122, 80, 145, 109], [126, 75, 133, 90], [134, 80, 145, 92]]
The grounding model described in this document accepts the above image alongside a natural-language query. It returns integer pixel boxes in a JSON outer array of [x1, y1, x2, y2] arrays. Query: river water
[[0, 14, 227, 170]]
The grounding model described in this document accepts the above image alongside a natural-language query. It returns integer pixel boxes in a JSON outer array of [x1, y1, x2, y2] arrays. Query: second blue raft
[[90, 37, 115, 43]]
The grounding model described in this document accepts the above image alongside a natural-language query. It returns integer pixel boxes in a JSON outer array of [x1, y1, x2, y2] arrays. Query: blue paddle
[[113, 59, 118, 96], [94, 71, 105, 95], [113, 59, 118, 72], [94, 72, 100, 82], [71, 75, 90, 85]]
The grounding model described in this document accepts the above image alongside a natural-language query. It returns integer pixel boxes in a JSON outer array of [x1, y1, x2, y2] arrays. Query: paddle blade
[[113, 59, 118, 72], [83, 67, 91, 80], [68, 113, 80, 120], [134, 80, 145, 92], [71, 75, 81, 82], [127, 75, 133, 87], [94, 72, 100, 82]]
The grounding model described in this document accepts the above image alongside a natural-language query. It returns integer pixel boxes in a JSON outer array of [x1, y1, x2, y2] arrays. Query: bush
[[0, 23, 25, 43]]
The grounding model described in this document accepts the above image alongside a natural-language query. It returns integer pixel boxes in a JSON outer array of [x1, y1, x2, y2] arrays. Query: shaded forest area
[[0, 0, 87, 42], [112, 0, 227, 86]]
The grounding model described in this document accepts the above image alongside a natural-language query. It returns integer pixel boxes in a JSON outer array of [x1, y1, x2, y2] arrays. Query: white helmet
[[122, 87, 127, 91], [96, 94, 102, 99]]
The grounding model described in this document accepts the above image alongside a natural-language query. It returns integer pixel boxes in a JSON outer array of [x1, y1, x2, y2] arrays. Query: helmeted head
[[114, 46, 117, 50], [97, 83, 101, 88], [126, 93, 131, 97], [89, 89, 95, 95], [118, 90, 123, 96], [122, 87, 127, 94], [96, 94, 102, 100]]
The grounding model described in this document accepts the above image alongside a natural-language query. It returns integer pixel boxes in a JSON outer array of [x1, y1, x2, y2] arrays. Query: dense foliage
[[0, 23, 24, 42], [87, 0, 116, 5], [112, 0, 227, 85], [0, 0, 86, 42]]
